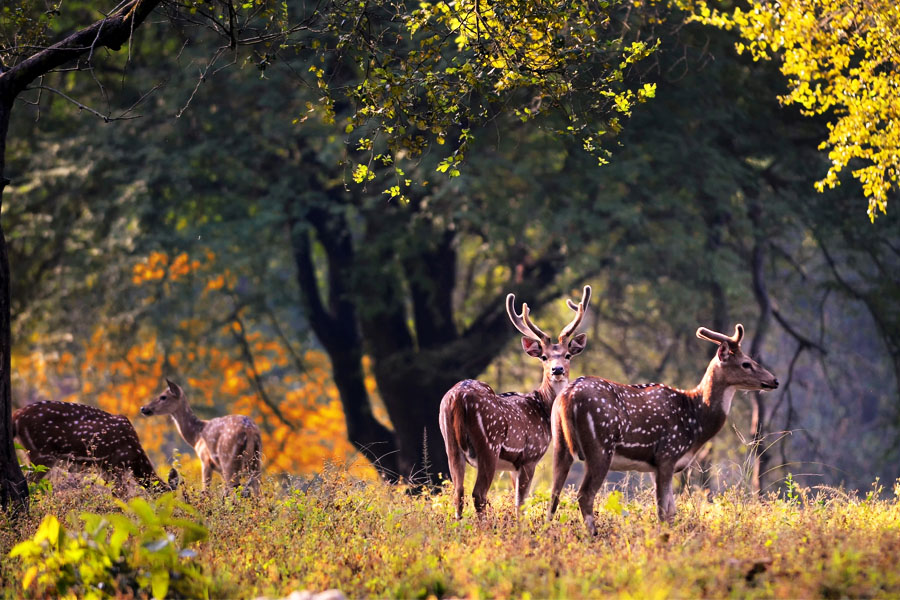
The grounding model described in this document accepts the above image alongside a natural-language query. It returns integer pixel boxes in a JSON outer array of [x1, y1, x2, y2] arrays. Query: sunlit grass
[[3, 465, 900, 598]]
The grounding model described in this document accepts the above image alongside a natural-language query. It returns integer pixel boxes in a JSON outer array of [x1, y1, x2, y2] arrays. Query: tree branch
[[0, 0, 164, 100]]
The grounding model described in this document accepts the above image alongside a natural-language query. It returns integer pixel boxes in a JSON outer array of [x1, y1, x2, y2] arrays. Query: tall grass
[[3, 464, 900, 598]]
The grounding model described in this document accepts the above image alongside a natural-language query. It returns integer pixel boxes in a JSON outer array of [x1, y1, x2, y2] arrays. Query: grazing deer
[[13, 400, 179, 493], [548, 324, 779, 535], [140, 379, 262, 495], [439, 285, 591, 518]]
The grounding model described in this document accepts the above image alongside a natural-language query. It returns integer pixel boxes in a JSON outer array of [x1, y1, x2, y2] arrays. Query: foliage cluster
[[8, 492, 208, 599], [4, 468, 900, 598], [330, 0, 661, 190], [3, 0, 899, 493], [694, 0, 900, 220], [11, 247, 380, 477]]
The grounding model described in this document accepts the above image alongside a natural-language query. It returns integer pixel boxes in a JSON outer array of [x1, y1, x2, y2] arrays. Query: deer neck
[[170, 402, 207, 448], [536, 376, 567, 412], [688, 361, 737, 442]]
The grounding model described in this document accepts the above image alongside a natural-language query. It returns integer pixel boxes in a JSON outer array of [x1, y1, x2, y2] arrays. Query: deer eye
[[540, 355, 547, 361], [565, 354, 572, 360], [742, 362, 752, 369]]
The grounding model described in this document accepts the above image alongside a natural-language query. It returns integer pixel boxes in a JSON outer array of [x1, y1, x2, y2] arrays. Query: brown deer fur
[[548, 324, 779, 535], [13, 400, 179, 493], [439, 286, 591, 518], [140, 379, 261, 495]]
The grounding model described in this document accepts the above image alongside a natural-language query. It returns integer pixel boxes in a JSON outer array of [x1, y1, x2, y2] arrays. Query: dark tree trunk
[[748, 202, 773, 495], [0, 98, 28, 511], [287, 186, 566, 485], [0, 0, 165, 510]]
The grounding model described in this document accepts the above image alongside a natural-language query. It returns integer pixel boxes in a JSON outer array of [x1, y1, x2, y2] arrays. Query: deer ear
[[521, 337, 543, 357], [717, 343, 733, 362], [568, 333, 587, 356], [166, 378, 183, 396]]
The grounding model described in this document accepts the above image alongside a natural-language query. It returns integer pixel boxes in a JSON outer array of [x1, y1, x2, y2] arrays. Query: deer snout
[[760, 377, 779, 390], [140, 406, 153, 416], [551, 366, 565, 377]]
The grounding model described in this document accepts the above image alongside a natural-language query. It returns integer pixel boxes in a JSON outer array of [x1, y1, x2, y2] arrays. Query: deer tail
[[557, 389, 583, 460], [438, 385, 467, 463]]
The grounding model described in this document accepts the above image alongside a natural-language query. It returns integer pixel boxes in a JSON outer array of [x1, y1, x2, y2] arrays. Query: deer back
[[13, 400, 174, 490], [199, 414, 261, 472], [556, 378, 709, 471], [441, 380, 552, 470]]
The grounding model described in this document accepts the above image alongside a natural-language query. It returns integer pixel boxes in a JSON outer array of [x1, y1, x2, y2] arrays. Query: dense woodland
[[1, 1, 899, 597], [0, 0, 898, 503]]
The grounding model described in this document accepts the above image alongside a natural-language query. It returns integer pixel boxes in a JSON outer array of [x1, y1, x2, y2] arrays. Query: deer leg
[[246, 467, 261, 496], [440, 407, 468, 519], [245, 442, 262, 496], [514, 463, 536, 516], [200, 460, 214, 492], [447, 448, 467, 519], [548, 437, 574, 520], [577, 448, 612, 536], [472, 456, 498, 515], [655, 463, 677, 523]]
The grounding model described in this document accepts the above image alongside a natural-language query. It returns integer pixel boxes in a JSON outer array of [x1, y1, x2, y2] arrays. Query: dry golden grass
[[3, 464, 900, 599]]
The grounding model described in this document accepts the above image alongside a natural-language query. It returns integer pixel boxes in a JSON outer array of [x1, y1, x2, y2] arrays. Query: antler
[[559, 285, 592, 342], [696, 323, 744, 345], [506, 293, 552, 344]]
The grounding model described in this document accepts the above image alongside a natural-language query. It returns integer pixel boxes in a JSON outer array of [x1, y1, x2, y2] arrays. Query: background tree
[[694, 0, 900, 220], [3, 0, 898, 504], [0, 0, 667, 497]]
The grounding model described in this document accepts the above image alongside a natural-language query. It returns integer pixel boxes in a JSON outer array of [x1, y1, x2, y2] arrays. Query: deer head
[[506, 285, 591, 390], [140, 378, 186, 417], [696, 324, 779, 391]]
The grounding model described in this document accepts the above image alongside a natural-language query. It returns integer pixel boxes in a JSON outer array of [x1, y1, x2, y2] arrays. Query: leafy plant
[[9, 492, 209, 599], [784, 472, 800, 506], [15, 442, 52, 497]]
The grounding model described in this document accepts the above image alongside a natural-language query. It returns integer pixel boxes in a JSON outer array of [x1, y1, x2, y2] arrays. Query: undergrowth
[[3, 466, 900, 598]]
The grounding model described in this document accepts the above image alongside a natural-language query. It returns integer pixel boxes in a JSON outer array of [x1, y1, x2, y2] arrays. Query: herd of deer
[[12, 284, 778, 535], [13, 379, 261, 496], [440, 285, 778, 534]]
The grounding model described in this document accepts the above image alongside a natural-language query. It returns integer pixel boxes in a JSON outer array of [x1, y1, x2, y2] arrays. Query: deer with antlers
[[548, 324, 778, 535], [13, 400, 179, 493], [140, 379, 262, 496], [439, 285, 591, 518]]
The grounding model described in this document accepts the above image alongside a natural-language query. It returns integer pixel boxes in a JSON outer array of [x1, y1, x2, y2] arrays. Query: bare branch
[[25, 85, 140, 122]]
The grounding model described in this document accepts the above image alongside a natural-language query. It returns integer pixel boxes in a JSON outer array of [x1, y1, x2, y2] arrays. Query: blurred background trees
[[3, 0, 898, 497]]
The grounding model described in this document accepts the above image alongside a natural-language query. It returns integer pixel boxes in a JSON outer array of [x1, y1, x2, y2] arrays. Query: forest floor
[[2, 462, 899, 599]]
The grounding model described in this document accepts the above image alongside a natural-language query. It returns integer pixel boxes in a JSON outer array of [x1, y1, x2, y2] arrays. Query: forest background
[[1, 0, 899, 503]]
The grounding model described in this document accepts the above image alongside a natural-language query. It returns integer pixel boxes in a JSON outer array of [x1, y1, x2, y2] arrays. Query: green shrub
[[9, 492, 209, 599]]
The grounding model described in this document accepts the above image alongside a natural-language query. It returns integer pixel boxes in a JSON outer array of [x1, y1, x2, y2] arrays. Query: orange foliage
[[13, 249, 381, 480]]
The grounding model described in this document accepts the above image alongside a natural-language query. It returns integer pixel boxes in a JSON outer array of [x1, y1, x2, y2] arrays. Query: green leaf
[[33, 515, 61, 547], [21, 565, 38, 591], [150, 568, 170, 599], [603, 490, 625, 515]]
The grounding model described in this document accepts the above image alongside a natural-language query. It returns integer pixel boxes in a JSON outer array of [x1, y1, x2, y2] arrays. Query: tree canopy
[[694, 0, 900, 220], [1, 0, 899, 509]]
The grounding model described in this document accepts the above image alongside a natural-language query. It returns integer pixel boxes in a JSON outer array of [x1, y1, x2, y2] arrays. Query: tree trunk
[[748, 203, 773, 495], [287, 188, 566, 485], [0, 97, 28, 510], [0, 0, 166, 511]]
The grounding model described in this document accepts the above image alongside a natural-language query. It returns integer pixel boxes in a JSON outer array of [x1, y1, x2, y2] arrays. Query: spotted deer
[[13, 400, 179, 493], [439, 285, 591, 518], [140, 379, 262, 495], [548, 324, 779, 535]]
